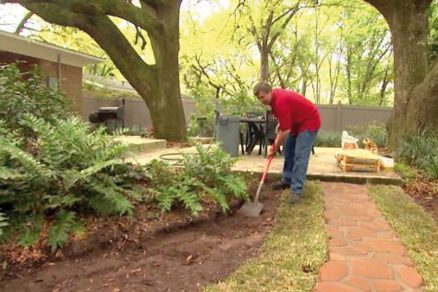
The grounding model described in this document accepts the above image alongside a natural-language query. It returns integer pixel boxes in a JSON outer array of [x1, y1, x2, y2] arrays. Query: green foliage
[[0, 63, 67, 133], [0, 115, 148, 250], [314, 123, 387, 148], [369, 185, 438, 291], [394, 162, 417, 183], [0, 211, 8, 237], [48, 210, 84, 251], [346, 122, 387, 148], [179, 0, 398, 106], [122, 125, 152, 137], [147, 144, 248, 215], [314, 130, 342, 147], [396, 131, 438, 179], [429, 0, 438, 61]]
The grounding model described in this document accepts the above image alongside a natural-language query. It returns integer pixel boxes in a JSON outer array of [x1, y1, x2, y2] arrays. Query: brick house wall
[[0, 52, 83, 113]]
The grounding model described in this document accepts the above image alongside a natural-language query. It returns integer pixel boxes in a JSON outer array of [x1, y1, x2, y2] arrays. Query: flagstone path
[[313, 182, 423, 292]]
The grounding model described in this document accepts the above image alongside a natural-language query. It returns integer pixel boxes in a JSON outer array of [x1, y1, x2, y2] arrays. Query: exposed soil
[[404, 176, 438, 223], [377, 147, 438, 224], [0, 180, 282, 292]]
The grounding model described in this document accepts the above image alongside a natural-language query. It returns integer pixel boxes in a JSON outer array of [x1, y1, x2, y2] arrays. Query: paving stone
[[398, 266, 423, 288], [372, 280, 404, 291], [332, 247, 368, 256], [313, 282, 360, 292], [373, 253, 413, 267], [345, 276, 372, 291], [324, 209, 341, 221], [329, 238, 348, 248], [351, 258, 393, 279], [329, 252, 345, 261], [315, 182, 422, 291], [364, 239, 407, 255], [346, 227, 375, 241], [326, 226, 344, 239], [319, 261, 348, 281]]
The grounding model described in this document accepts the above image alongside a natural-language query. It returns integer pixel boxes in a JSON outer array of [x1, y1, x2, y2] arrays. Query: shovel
[[239, 154, 274, 217]]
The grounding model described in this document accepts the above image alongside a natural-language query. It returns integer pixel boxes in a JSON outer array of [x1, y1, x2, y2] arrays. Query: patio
[[123, 137, 402, 186]]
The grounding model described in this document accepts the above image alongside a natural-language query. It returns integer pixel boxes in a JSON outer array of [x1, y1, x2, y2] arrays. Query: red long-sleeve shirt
[[271, 88, 321, 135]]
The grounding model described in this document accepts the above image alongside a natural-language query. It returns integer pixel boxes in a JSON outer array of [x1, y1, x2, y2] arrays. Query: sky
[[0, 3, 27, 32], [0, 1, 229, 33]]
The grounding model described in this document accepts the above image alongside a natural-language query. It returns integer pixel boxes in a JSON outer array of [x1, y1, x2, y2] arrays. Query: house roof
[[0, 30, 103, 67]]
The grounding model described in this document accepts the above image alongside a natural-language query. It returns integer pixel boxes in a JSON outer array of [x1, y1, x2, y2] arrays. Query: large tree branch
[[362, 0, 393, 21], [8, 1, 156, 93], [268, 7, 299, 50], [2, 0, 163, 37], [14, 11, 33, 34]]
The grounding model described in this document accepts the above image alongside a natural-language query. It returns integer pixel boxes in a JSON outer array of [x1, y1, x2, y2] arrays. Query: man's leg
[[272, 134, 296, 190], [290, 130, 317, 202]]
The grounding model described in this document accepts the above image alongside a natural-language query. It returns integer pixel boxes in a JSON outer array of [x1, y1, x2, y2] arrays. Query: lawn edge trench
[[204, 181, 328, 291], [369, 185, 438, 292]]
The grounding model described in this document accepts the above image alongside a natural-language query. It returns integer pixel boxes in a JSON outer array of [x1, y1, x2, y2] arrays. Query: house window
[[47, 76, 59, 89]]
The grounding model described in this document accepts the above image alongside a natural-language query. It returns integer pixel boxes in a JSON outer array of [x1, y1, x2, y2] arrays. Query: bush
[[0, 63, 67, 133], [315, 130, 342, 147], [0, 115, 148, 250], [346, 122, 387, 148], [147, 144, 248, 215], [396, 131, 438, 179]]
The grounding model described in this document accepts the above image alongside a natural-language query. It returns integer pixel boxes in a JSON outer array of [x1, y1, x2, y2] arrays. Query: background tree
[[233, 0, 316, 82], [1, 0, 187, 141], [180, 5, 259, 115], [337, 2, 392, 105], [364, 0, 438, 146]]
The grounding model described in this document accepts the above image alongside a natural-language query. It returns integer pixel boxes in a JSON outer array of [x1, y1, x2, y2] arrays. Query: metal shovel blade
[[238, 155, 274, 217], [238, 201, 264, 217]]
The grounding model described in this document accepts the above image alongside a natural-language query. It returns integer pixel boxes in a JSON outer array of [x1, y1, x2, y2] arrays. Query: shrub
[[346, 122, 387, 148], [396, 130, 438, 179], [315, 130, 342, 147], [0, 63, 67, 133], [147, 144, 248, 215], [0, 115, 148, 250]]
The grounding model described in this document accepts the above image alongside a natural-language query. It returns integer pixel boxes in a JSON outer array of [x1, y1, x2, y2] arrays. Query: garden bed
[[0, 179, 283, 291], [404, 176, 438, 223]]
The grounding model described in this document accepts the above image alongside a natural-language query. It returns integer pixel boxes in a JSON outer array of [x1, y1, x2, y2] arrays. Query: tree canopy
[[0, 0, 437, 145]]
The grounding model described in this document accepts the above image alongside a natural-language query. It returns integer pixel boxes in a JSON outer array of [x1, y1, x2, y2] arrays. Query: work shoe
[[272, 180, 290, 190], [288, 191, 301, 204]]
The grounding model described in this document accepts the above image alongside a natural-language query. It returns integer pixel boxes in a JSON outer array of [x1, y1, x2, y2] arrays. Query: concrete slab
[[232, 147, 402, 185], [129, 145, 402, 186], [114, 136, 167, 153]]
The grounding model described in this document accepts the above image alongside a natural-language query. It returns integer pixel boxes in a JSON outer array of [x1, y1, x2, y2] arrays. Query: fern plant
[[0, 115, 148, 250], [0, 211, 8, 237], [148, 144, 248, 215]]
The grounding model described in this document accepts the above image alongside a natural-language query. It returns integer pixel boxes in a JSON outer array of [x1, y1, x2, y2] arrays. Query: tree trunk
[[11, 0, 187, 142], [364, 0, 436, 146], [387, 4, 431, 145], [148, 4, 186, 141], [260, 47, 270, 82]]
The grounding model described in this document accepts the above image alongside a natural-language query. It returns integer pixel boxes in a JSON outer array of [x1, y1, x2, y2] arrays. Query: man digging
[[253, 82, 321, 203]]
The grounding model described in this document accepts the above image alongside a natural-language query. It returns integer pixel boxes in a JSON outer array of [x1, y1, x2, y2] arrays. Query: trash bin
[[215, 115, 241, 157]]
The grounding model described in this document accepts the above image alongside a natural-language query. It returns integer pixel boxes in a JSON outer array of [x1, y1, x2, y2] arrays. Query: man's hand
[[268, 145, 276, 157]]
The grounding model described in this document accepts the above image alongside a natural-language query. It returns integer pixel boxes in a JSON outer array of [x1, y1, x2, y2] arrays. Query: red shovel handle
[[260, 154, 274, 183]]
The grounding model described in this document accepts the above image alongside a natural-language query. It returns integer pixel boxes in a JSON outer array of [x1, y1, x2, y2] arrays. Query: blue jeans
[[282, 130, 318, 195]]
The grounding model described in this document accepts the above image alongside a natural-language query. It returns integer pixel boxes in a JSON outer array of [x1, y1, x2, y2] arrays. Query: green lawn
[[369, 185, 438, 292], [205, 181, 328, 292]]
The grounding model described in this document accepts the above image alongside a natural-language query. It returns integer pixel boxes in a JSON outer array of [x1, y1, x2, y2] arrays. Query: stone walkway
[[313, 182, 423, 292]]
